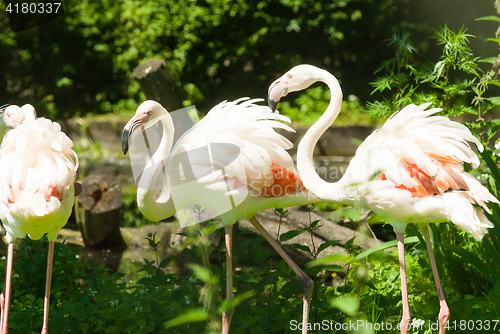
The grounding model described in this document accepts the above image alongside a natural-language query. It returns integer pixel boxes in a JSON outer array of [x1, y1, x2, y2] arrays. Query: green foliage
[[0, 237, 206, 333], [121, 186, 156, 228], [0, 0, 411, 119], [367, 24, 499, 124], [279, 86, 382, 125]]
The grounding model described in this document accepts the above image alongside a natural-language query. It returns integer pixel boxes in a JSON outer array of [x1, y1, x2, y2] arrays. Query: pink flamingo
[[122, 98, 318, 334], [268, 64, 498, 334], [0, 104, 79, 334]]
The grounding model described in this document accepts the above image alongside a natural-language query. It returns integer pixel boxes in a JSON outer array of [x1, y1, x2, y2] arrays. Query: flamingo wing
[[166, 98, 307, 213]]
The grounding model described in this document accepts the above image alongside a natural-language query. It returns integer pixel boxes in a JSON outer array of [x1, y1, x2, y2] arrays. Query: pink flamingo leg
[[1, 242, 14, 334], [41, 241, 54, 334], [249, 217, 312, 334], [222, 225, 234, 334], [396, 232, 410, 334], [0, 290, 4, 330], [422, 226, 449, 334]]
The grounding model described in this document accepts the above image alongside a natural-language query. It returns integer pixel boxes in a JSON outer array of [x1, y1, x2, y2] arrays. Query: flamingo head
[[122, 100, 165, 154], [2, 104, 36, 128], [268, 64, 319, 111]]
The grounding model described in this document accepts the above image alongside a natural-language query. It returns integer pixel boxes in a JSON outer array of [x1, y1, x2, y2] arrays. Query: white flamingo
[[268, 64, 498, 334], [0, 104, 78, 334], [122, 98, 318, 334]]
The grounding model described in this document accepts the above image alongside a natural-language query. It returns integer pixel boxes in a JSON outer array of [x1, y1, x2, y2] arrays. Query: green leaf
[[438, 242, 495, 284], [345, 236, 357, 249], [481, 237, 500, 277], [251, 246, 270, 263], [479, 57, 499, 64], [288, 243, 311, 253], [486, 97, 500, 106], [279, 229, 306, 242], [479, 150, 500, 186], [347, 236, 420, 264], [476, 16, 500, 22], [340, 208, 363, 221], [317, 240, 340, 254], [219, 290, 256, 312], [163, 308, 209, 328], [56, 77, 73, 88], [489, 175, 497, 196], [317, 264, 344, 272], [202, 222, 220, 236], [330, 296, 359, 316], [306, 254, 350, 268], [159, 256, 176, 269], [187, 264, 215, 283], [487, 38, 500, 44], [309, 219, 321, 230], [488, 80, 500, 87]]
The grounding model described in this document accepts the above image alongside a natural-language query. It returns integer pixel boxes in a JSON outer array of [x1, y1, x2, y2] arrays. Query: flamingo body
[[0, 106, 78, 334], [0, 117, 77, 242], [268, 64, 498, 334], [347, 103, 497, 238]]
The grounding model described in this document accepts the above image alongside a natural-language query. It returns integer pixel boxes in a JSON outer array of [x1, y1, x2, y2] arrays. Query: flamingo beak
[[0, 104, 9, 113], [268, 78, 289, 112], [122, 112, 149, 154]]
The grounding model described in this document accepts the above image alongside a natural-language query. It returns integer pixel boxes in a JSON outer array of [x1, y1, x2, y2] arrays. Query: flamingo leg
[[421, 226, 449, 334], [249, 216, 312, 334], [41, 241, 54, 334], [395, 232, 410, 334], [1, 242, 14, 334], [0, 290, 4, 330], [222, 225, 234, 334]]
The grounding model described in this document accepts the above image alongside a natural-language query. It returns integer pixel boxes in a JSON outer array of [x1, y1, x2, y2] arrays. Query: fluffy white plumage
[[0, 105, 78, 334], [269, 64, 499, 334], [351, 103, 497, 239], [269, 64, 497, 239], [123, 98, 316, 224], [0, 104, 36, 146], [170, 98, 295, 200], [0, 117, 78, 243]]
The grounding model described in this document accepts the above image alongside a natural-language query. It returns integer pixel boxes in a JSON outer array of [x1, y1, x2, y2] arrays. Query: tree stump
[[75, 175, 126, 250], [133, 59, 184, 112]]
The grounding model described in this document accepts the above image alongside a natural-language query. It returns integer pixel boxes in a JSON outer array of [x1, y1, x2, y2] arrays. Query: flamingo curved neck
[[296, 69, 356, 203], [137, 114, 177, 221]]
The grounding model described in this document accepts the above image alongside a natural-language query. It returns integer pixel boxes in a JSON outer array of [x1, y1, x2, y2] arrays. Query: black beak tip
[[268, 99, 278, 112], [0, 104, 10, 112], [122, 130, 130, 155]]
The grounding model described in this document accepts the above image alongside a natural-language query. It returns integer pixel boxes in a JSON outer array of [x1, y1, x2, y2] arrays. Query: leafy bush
[[0, 220, 360, 334], [0, 0, 412, 119], [0, 237, 206, 333], [278, 86, 382, 125]]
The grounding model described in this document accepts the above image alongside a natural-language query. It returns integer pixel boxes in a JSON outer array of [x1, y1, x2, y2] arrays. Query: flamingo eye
[[147, 110, 153, 115], [288, 74, 292, 79]]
